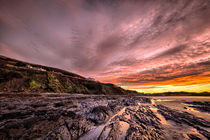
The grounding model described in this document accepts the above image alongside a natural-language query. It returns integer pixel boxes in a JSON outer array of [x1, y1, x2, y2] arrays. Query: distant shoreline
[[137, 92, 210, 96]]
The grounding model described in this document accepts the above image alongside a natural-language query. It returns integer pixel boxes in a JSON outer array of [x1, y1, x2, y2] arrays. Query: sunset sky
[[0, 0, 210, 93]]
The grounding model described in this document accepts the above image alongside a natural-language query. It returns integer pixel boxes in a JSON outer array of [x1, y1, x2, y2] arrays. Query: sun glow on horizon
[[122, 84, 210, 93]]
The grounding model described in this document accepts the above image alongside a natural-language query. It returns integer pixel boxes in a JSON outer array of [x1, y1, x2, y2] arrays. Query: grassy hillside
[[0, 55, 137, 95]]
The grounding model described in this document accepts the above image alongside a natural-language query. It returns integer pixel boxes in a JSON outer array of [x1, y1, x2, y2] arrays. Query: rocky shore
[[0, 92, 209, 140], [185, 101, 210, 113]]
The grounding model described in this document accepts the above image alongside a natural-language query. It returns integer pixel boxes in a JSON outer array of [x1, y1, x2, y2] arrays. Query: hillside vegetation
[[0, 55, 136, 95]]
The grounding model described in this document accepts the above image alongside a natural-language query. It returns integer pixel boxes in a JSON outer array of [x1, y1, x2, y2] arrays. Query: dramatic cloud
[[0, 0, 210, 93]]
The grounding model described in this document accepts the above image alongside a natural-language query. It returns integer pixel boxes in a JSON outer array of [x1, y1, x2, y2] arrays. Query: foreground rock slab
[[0, 92, 150, 139]]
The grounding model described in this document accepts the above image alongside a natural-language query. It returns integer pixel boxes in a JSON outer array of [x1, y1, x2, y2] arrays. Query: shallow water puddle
[[151, 99, 155, 105], [185, 107, 200, 112], [154, 99, 173, 102]]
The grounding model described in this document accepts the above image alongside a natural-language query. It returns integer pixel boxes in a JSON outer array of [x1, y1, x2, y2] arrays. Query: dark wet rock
[[0, 111, 31, 121], [54, 102, 65, 107], [126, 106, 164, 139], [108, 100, 122, 113], [31, 103, 48, 108], [94, 105, 165, 140], [185, 101, 210, 113], [126, 123, 164, 140], [45, 125, 71, 140], [87, 106, 112, 125], [188, 134, 202, 140], [127, 106, 160, 126], [0, 92, 153, 139], [67, 118, 92, 139], [105, 121, 121, 140], [45, 116, 92, 140], [0, 111, 88, 140], [123, 96, 151, 106], [196, 127, 210, 139], [185, 101, 210, 106], [62, 110, 76, 118]]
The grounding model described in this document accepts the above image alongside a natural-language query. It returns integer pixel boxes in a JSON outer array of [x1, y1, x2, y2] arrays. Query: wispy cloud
[[0, 0, 210, 92]]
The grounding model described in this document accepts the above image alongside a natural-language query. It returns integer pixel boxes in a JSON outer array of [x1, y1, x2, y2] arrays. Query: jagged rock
[[87, 106, 112, 124], [188, 134, 202, 140], [156, 104, 210, 139], [185, 101, 210, 113], [156, 105, 209, 127]]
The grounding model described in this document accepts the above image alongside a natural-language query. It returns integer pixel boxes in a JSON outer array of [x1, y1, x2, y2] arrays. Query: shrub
[[15, 62, 26, 67], [29, 80, 40, 88]]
